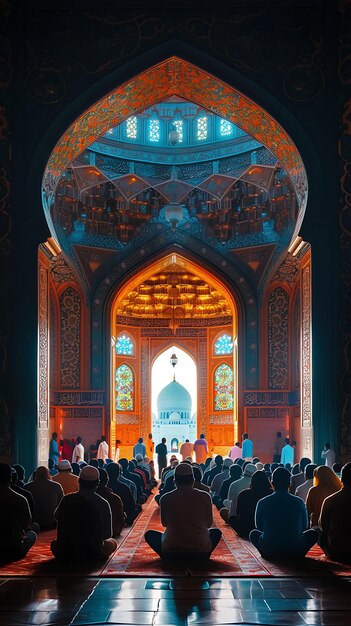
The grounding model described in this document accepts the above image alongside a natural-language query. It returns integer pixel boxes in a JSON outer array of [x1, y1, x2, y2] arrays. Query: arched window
[[172, 119, 183, 143], [126, 116, 138, 139], [197, 116, 208, 141], [116, 333, 134, 356], [116, 364, 134, 411], [149, 118, 160, 142], [219, 118, 233, 137], [214, 363, 234, 411], [214, 333, 234, 355]]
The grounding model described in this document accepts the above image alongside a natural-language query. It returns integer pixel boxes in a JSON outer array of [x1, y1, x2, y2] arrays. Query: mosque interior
[[1, 2, 350, 624]]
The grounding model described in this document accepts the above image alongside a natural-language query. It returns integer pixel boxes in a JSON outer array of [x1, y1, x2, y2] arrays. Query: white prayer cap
[[80, 465, 99, 481]]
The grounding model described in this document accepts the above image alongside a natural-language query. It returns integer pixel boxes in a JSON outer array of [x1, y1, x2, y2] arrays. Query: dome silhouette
[[157, 379, 192, 416]]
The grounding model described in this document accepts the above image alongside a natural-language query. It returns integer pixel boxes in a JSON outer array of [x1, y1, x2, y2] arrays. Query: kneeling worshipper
[[25, 466, 64, 529], [144, 462, 222, 560], [51, 465, 117, 562], [0, 463, 37, 561], [228, 469, 273, 538], [318, 462, 351, 563], [53, 460, 79, 495], [250, 467, 318, 560]]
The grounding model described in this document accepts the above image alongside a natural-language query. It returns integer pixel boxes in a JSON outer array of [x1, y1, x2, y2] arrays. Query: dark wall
[[1, 0, 348, 471]]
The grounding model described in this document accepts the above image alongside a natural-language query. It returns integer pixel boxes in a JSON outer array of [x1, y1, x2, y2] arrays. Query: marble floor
[[0, 576, 351, 625]]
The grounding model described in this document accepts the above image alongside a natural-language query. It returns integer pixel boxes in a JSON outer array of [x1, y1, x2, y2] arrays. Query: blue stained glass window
[[173, 120, 183, 143], [126, 117, 138, 139], [116, 364, 134, 411], [116, 334, 134, 356], [149, 119, 160, 142], [197, 116, 208, 140], [220, 119, 233, 136], [214, 333, 234, 355], [214, 363, 234, 411]]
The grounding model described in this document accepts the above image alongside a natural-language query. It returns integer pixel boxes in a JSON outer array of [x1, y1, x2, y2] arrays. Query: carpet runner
[[1, 496, 351, 577]]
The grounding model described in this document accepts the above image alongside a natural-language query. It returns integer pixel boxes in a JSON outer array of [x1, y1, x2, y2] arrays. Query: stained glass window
[[214, 364, 234, 411], [220, 119, 233, 136], [116, 364, 134, 411], [126, 116, 138, 139], [116, 334, 134, 356], [173, 120, 183, 143], [197, 116, 208, 140], [214, 333, 234, 355], [149, 118, 160, 142]]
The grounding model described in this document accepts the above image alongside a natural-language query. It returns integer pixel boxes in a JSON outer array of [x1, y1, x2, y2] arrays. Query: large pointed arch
[[42, 57, 307, 243]]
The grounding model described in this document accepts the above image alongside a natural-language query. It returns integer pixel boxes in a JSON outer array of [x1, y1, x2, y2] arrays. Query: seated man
[[0, 463, 37, 560], [51, 465, 116, 561], [250, 467, 317, 560], [96, 468, 125, 537], [295, 463, 317, 502], [144, 463, 222, 560], [319, 462, 351, 562], [106, 462, 140, 525]]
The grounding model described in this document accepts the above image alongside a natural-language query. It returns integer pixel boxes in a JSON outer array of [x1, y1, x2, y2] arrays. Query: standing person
[[321, 443, 336, 469], [249, 467, 317, 560], [155, 438, 168, 479], [72, 436, 84, 463], [242, 433, 253, 461], [281, 437, 294, 466], [49, 432, 60, 466], [97, 435, 109, 462], [133, 437, 146, 459], [273, 431, 284, 463], [180, 439, 194, 461], [144, 463, 222, 559], [228, 441, 241, 462], [147, 433, 155, 458], [114, 440, 121, 462], [194, 434, 209, 464]]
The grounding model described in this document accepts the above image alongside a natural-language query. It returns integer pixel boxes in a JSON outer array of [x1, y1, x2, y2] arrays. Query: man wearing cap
[[221, 463, 257, 522], [51, 465, 117, 561], [52, 460, 79, 495], [144, 462, 222, 560]]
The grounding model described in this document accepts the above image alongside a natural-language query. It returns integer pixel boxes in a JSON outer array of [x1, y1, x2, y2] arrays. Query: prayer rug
[[2, 496, 351, 578]]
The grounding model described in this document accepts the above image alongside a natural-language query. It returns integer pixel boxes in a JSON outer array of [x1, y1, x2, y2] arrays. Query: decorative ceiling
[[116, 265, 232, 319], [42, 57, 307, 297]]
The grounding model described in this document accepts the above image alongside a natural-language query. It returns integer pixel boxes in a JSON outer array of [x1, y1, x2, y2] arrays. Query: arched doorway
[[109, 252, 238, 460], [38, 56, 312, 469], [152, 346, 197, 452]]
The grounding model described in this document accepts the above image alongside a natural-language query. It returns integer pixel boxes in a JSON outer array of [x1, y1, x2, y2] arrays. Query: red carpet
[[1, 497, 351, 577]]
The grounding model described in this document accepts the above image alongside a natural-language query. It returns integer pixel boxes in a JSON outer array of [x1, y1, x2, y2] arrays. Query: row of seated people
[[0, 453, 156, 562], [1, 453, 350, 564], [150, 454, 351, 562]]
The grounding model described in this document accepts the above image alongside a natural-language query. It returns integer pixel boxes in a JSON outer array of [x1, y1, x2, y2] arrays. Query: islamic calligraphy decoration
[[59, 288, 81, 388], [268, 287, 289, 390]]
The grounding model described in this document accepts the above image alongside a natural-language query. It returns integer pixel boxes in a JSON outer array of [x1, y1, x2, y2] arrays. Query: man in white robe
[[97, 436, 109, 462], [72, 437, 84, 463]]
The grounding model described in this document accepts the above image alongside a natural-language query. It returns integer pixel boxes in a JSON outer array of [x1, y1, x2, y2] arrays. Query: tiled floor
[[0, 577, 351, 625]]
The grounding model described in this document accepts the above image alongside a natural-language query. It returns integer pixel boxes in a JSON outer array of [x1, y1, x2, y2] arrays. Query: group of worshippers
[[146, 449, 351, 563], [2, 431, 351, 566], [0, 437, 157, 563]]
